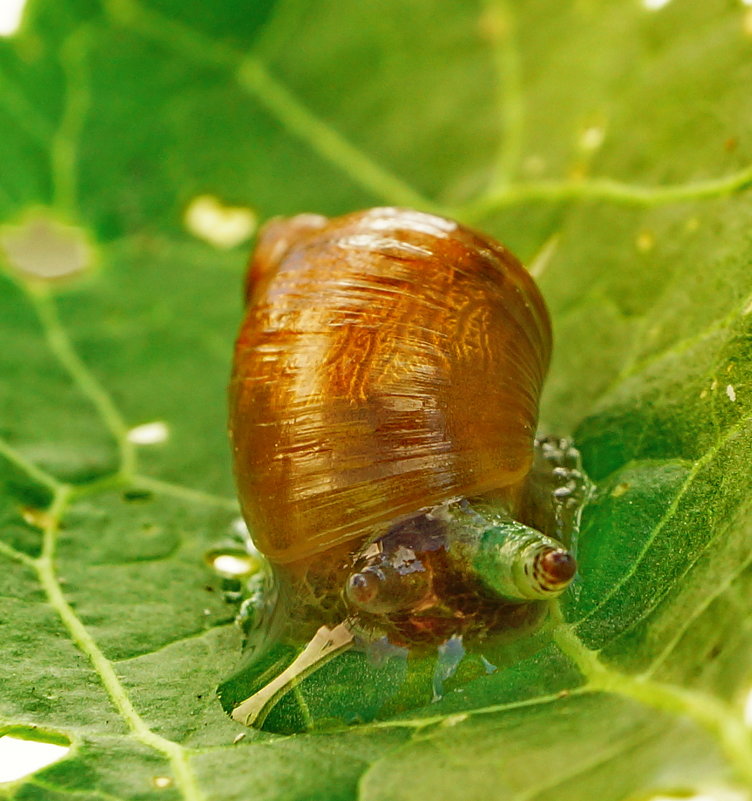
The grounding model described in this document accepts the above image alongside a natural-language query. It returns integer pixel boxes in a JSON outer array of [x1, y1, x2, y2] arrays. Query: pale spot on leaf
[[579, 125, 605, 152], [636, 230, 655, 252], [522, 154, 546, 176], [744, 686, 752, 725], [20, 506, 55, 530]]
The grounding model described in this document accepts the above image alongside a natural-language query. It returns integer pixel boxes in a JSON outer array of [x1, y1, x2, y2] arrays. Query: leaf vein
[[103, 0, 440, 213], [34, 487, 207, 801]]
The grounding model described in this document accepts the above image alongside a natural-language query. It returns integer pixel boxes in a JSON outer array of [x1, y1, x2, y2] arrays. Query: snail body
[[228, 208, 587, 726]]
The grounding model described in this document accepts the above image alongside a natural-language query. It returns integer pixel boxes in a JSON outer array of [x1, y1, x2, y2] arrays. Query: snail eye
[[536, 548, 577, 591], [345, 560, 433, 617], [345, 569, 383, 611]]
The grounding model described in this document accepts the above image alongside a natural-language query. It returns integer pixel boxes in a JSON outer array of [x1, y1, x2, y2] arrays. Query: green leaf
[[2, 0, 752, 799]]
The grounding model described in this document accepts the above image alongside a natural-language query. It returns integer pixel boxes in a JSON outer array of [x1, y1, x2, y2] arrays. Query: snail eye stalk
[[455, 516, 578, 601], [345, 560, 434, 617]]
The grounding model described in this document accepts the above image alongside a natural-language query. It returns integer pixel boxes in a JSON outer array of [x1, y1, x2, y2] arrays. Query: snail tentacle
[[442, 503, 578, 601], [469, 521, 577, 601]]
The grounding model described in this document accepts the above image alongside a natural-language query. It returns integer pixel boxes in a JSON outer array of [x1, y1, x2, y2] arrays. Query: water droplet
[[184, 195, 257, 249], [480, 654, 497, 674], [1, 212, 94, 281], [127, 421, 169, 445], [0, 0, 28, 36], [205, 548, 261, 578], [151, 776, 173, 789], [0, 735, 70, 783], [432, 634, 465, 701], [642, 0, 672, 10]]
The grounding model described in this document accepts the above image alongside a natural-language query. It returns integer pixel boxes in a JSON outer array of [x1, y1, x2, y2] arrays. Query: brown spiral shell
[[229, 207, 551, 568]]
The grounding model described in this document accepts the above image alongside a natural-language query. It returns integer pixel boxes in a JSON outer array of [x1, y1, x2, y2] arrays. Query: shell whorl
[[230, 207, 552, 566]]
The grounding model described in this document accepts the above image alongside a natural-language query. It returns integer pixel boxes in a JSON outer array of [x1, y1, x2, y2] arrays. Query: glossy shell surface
[[230, 207, 551, 566]]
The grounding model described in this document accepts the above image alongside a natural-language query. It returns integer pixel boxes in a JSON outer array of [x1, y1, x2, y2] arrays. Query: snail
[[228, 207, 588, 727]]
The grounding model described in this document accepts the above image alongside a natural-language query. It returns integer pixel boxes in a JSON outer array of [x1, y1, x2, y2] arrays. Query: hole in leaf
[[127, 421, 170, 445], [184, 195, 257, 249], [0, 212, 95, 282], [0, 0, 28, 36], [0, 733, 70, 783]]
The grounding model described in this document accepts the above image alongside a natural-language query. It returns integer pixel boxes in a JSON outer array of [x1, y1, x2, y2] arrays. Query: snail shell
[[229, 207, 551, 572]]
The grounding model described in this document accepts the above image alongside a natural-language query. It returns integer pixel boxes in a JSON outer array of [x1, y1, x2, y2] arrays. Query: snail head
[[344, 515, 445, 619]]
